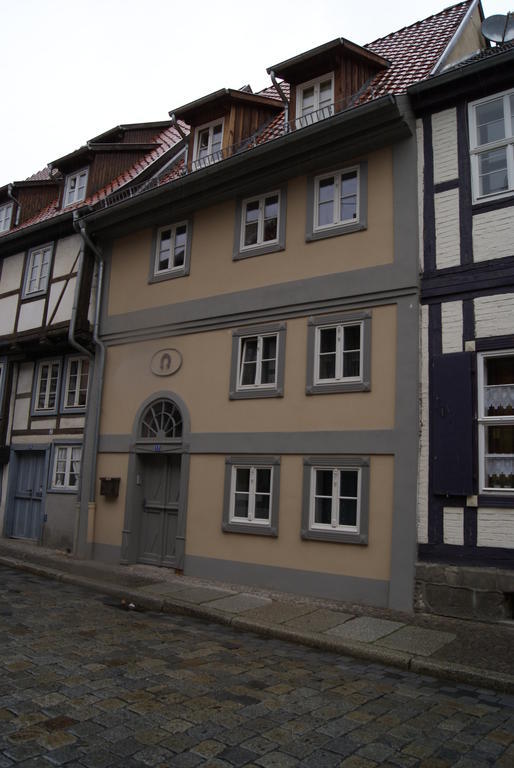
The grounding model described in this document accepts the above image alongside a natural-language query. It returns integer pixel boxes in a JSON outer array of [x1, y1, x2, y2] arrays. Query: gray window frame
[[306, 310, 371, 395], [148, 218, 192, 283], [31, 358, 62, 417], [47, 441, 82, 494], [229, 322, 286, 400], [223, 455, 280, 537], [233, 187, 287, 260], [301, 456, 369, 544], [22, 242, 54, 299], [306, 161, 367, 241]]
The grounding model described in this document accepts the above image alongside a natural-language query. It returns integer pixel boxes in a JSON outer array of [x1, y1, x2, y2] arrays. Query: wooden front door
[[10, 451, 46, 540], [138, 453, 181, 567]]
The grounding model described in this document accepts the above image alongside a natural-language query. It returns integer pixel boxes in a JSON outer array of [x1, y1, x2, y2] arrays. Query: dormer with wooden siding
[[267, 38, 390, 129], [172, 89, 283, 172]]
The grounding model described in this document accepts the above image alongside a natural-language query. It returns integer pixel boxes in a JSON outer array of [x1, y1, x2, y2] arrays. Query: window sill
[[472, 193, 514, 214], [307, 220, 365, 242], [149, 268, 188, 284], [223, 521, 278, 537], [233, 243, 285, 261], [301, 527, 367, 545], [230, 386, 283, 400], [306, 380, 370, 395], [47, 487, 79, 495], [478, 493, 514, 508]]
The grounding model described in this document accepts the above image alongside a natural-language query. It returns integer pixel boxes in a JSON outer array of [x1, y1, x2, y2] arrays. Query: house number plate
[[150, 348, 182, 377]]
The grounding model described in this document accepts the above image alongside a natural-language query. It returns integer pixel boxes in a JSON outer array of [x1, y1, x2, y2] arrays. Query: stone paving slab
[[241, 603, 314, 625], [207, 593, 273, 614], [377, 626, 457, 656], [166, 586, 237, 604], [284, 609, 354, 633], [326, 616, 405, 642]]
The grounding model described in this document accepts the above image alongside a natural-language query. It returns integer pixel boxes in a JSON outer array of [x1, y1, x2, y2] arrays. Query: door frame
[[121, 391, 191, 570], [4, 444, 51, 541]]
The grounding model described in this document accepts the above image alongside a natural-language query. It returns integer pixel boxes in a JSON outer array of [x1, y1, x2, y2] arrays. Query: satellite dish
[[481, 13, 514, 44]]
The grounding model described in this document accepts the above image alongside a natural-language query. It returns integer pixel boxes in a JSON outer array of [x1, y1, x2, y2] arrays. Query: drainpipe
[[7, 184, 21, 226], [170, 113, 189, 165], [72, 213, 106, 558], [269, 71, 289, 133]]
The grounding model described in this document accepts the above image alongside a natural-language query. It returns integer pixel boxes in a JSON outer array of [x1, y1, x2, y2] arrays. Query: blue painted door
[[11, 451, 46, 540]]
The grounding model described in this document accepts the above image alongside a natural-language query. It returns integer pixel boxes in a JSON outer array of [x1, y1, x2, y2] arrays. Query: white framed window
[[469, 89, 514, 202], [23, 243, 53, 296], [63, 168, 89, 207], [63, 357, 89, 410], [315, 321, 362, 385], [52, 445, 81, 491], [0, 202, 13, 233], [193, 118, 224, 168], [240, 192, 280, 251], [33, 359, 61, 414], [309, 465, 361, 532], [477, 350, 514, 494], [223, 456, 280, 536], [296, 74, 334, 126], [154, 222, 189, 276], [238, 333, 278, 390], [314, 167, 359, 231]]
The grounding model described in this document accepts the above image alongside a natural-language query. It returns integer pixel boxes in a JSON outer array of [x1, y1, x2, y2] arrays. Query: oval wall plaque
[[150, 348, 182, 377]]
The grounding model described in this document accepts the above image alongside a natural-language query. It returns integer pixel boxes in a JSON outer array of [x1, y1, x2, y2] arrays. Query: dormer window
[[193, 119, 224, 168], [296, 74, 334, 127], [63, 168, 89, 207], [0, 202, 13, 233]]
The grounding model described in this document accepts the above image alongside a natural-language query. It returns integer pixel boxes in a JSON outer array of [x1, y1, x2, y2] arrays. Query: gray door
[[138, 453, 181, 567], [11, 451, 46, 540]]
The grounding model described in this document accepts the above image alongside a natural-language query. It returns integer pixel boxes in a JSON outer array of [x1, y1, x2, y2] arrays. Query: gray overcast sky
[[0, 0, 511, 186]]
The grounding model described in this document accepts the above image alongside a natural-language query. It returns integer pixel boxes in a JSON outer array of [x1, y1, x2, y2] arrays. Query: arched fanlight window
[[139, 399, 183, 440]]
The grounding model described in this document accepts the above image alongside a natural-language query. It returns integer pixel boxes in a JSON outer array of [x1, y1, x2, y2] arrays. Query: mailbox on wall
[[100, 477, 120, 499]]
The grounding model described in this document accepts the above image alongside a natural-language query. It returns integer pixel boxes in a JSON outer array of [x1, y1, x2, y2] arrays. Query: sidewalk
[[1, 538, 513, 694]]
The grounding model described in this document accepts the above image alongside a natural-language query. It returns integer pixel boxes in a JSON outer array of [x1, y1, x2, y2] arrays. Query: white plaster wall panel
[[0, 295, 17, 334], [441, 301, 463, 354], [417, 119, 424, 271], [473, 208, 514, 263], [17, 300, 45, 332], [417, 304, 429, 544], [12, 398, 30, 431], [53, 235, 81, 277], [48, 277, 76, 325], [474, 294, 514, 338], [0, 252, 24, 293], [477, 508, 514, 548], [31, 419, 56, 431], [435, 189, 460, 269], [17, 363, 34, 395], [443, 507, 464, 545], [11, 435, 55, 445], [60, 417, 85, 430], [432, 108, 458, 184]]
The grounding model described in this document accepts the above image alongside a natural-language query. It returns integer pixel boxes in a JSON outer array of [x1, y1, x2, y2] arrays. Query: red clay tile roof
[[25, 167, 53, 182]]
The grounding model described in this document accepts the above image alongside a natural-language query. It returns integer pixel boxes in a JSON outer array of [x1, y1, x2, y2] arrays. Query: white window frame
[[240, 191, 281, 252], [309, 465, 361, 534], [469, 88, 514, 203], [51, 444, 82, 491], [237, 332, 279, 392], [23, 243, 53, 297], [154, 221, 189, 276], [229, 464, 274, 526], [296, 73, 334, 125], [33, 359, 62, 415], [63, 356, 89, 411], [0, 202, 13, 233], [192, 118, 224, 168], [314, 320, 363, 386], [63, 168, 89, 207], [477, 350, 514, 495], [313, 166, 360, 232]]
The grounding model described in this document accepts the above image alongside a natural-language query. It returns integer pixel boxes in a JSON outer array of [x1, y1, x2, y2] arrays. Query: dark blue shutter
[[432, 352, 474, 496]]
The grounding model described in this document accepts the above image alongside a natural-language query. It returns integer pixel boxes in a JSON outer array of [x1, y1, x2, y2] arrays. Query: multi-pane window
[[155, 222, 188, 275], [52, 445, 81, 490], [310, 466, 361, 532], [194, 120, 224, 167], [241, 193, 280, 250], [296, 74, 334, 126], [230, 465, 273, 525], [469, 89, 514, 200], [315, 322, 362, 384], [0, 202, 13, 232], [315, 168, 359, 230], [238, 333, 278, 390], [35, 360, 61, 412], [63, 168, 89, 207], [64, 357, 89, 410], [478, 352, 514, 493], [24, 244, 52, 296]]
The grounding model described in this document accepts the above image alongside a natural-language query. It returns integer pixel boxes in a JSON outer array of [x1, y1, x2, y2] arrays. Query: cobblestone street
[[0, 566, 513, 768]]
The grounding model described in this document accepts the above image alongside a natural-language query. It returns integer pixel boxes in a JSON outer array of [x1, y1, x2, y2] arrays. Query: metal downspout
[[269, 71, 289, 133], [73, 214, 106, 557]]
